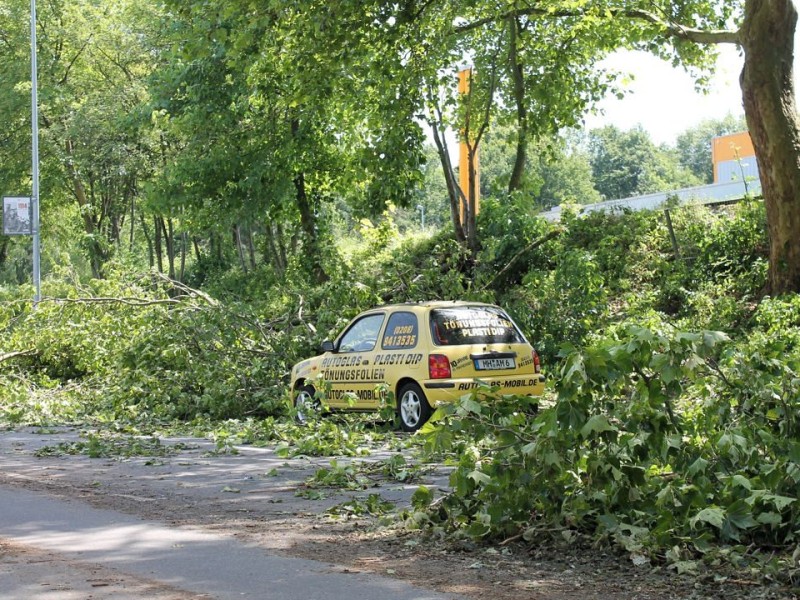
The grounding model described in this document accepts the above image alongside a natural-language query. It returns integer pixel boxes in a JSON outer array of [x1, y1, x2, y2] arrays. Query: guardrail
[[539, 178, 762, 222]]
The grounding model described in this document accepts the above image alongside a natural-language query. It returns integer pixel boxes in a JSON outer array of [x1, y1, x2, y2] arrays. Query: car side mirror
[[321, 340, 336, 353]]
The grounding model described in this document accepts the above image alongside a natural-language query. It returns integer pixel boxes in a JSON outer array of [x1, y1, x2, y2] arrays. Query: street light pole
[[30, 0, 41, 303]]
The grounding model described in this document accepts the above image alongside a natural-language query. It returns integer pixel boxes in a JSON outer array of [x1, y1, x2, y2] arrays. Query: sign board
[[3, 196, 32, 236]]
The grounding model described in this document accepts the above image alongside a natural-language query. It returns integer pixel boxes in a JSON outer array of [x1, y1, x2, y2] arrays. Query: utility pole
[[30, 0, 41, 303]]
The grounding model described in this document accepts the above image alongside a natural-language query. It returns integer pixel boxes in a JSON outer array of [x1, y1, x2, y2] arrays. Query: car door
[[322, 312, 386, 409], [372, 309, 424, 387]]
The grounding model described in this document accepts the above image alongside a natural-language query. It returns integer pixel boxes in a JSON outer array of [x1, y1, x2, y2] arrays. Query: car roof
[[368, 300, 498, 312]]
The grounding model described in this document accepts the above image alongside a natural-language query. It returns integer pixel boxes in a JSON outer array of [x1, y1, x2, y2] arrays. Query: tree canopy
[[1, 0, 798, 292]]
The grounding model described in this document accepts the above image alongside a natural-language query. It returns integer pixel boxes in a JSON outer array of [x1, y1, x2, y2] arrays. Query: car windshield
[[429, 306, 525, 346]]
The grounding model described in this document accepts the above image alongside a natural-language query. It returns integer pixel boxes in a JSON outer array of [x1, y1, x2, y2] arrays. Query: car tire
[[294, 385, 319, 424], [397, 382, 431, 432]]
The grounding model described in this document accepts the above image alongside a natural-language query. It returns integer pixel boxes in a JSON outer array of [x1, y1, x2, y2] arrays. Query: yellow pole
[[458, 69, 480, 225]]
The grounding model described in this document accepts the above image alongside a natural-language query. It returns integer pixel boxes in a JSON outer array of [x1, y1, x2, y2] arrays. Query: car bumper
[[423, 374, 545, 403]]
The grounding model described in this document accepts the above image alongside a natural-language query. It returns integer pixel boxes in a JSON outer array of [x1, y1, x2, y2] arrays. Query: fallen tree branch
[[42, 296, 184, 307], [150, 271, 218, 306], [0, 350, 36, 364], [296, 294, 316, 335], [482, 229, 562, 290]]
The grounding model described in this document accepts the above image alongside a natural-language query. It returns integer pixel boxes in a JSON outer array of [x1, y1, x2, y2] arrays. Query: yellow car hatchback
[[290, 301, 545, 431]]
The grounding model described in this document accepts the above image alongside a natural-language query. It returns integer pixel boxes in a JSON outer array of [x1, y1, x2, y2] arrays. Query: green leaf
[[702, 331, 730, 349], [580, 414, 617, 438], [672, 560, 699, 575], [460, 398, 483, 415], [411, 485, 433, 509], [521, 442, 537, 456], [417, 421, 439, 435], [468, 470, 492, 485], [691, 507, 725, 530], [730, 474, 752, 490], [763, 494, 796, 511], [692, 536, 713, 554], [544, 451, 561, 466], [556, 400, 586, 430], [687, 457, 708, 477], [726, 499, 757, 530], [756, 512, 783, 526]]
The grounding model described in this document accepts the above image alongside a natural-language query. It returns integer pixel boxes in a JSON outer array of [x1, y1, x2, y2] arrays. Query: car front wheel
[[397, 382, 431, 432], [294, 385, 319, 424]]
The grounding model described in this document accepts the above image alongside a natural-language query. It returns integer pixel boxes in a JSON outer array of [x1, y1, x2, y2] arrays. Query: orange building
[[712, 131, 758, 183]]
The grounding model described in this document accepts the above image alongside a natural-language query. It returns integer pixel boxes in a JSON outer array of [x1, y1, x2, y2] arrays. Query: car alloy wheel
[[398, 382, 431, 432]]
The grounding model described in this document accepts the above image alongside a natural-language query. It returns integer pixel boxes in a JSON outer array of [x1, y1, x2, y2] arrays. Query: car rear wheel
[[294, 385, 320, 424], [397, 382, 431, 432]]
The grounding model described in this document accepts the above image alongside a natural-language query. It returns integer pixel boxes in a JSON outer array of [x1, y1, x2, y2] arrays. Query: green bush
[[419, 321, 800, 577], [1, 270, 296, 423], [561, 208, 663, 291]]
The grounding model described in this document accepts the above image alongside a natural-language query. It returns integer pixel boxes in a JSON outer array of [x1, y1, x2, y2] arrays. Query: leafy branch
[[453, 6, 740, 45]]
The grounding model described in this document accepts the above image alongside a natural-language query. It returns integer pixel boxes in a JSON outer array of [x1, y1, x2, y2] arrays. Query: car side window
[[338, 314, 385, 353], [382, 311, 419, 349]]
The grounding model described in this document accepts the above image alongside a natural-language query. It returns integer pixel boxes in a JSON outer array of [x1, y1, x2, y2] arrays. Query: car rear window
[[429, 306, 525, 346]]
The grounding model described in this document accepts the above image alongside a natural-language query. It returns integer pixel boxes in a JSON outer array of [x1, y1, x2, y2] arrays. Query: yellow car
[[289, 301, 545, 431]]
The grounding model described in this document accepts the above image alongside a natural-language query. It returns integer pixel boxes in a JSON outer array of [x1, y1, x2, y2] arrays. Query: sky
[[583, 46, 745, 145], [586, 26, 800, 146]]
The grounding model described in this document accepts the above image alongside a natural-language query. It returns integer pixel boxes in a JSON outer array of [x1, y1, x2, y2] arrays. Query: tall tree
[[610, 0, 799, 294], [0, 0, 160, 278], [537, 134, 602, 208], [589, 125, 700, 200], [418, 0, 799, 293], [479, 126, 601, 208], [150, 0, 429, 282]]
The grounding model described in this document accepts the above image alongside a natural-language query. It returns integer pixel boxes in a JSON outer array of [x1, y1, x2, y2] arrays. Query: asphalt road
[[0, 428, 458, 600]]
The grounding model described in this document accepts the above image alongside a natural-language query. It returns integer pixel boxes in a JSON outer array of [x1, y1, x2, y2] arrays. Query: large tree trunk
[[192, 237, 202, 264], [466, 143, 480, 257], [154, 215, 164, 274], [129, 193, 136, 252], [140, 213, 154, 268], [234, 224, 248, 274], [430, 120, 468, 245], [276, 222, 288, 274], [508, 16, 528, 194], [164, 217, 176, 280], [740, 0, 800, 295], [246, 226, 257, 270], [65, 139, 103, 278], [293, 170, 328, 283], [179, 232, 187, 282], [291, 117, 328, 284], [425, 89, 468, 245]]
